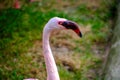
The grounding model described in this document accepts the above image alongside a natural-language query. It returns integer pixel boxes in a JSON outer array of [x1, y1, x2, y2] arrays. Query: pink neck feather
[[43, 25, 60, 80]]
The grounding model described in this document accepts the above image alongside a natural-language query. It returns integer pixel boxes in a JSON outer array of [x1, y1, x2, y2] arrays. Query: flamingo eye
[[58, 21, 63, 25]]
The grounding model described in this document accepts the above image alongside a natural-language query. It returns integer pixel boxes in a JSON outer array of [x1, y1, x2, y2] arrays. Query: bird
[[24, 17, 82, 80], [13, 0, 21, 9], [42, 17, 82, 80]]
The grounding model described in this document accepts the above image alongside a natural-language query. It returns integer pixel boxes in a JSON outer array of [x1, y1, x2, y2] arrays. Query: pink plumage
[[42, 17, 82, 80]]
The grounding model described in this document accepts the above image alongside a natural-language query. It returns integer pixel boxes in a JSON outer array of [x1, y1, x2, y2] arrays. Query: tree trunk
[[103, 2, 120, 80]]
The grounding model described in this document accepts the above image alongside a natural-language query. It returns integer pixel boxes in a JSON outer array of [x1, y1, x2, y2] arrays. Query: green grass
[[0, 0, 115, 80]]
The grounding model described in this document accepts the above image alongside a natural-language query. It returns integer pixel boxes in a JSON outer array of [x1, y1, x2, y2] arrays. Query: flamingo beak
[[59, 21, 82, 37]]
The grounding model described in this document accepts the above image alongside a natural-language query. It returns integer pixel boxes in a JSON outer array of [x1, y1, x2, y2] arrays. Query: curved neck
[[42, 26, 60, 80]]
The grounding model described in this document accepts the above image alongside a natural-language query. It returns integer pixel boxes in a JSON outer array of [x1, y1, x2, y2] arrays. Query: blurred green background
[[0, 0, 115, 80]]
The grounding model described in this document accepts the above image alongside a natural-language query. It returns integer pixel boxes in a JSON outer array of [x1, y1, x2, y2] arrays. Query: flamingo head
[[45, 17, 82, 37]]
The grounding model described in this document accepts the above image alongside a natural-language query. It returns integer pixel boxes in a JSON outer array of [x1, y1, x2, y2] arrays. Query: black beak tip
[[79, 32, 82, 37]]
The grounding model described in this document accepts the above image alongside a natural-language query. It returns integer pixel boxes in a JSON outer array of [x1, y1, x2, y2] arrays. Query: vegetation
[[0, 0, 115, 80]]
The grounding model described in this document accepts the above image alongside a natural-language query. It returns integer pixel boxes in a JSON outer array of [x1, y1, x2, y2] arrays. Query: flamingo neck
[[43, 26, 60, 80]]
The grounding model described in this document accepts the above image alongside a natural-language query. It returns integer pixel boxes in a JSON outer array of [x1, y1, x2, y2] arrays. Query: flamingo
[[24, 17, 82, 80], [13, 0, 21, 9]]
